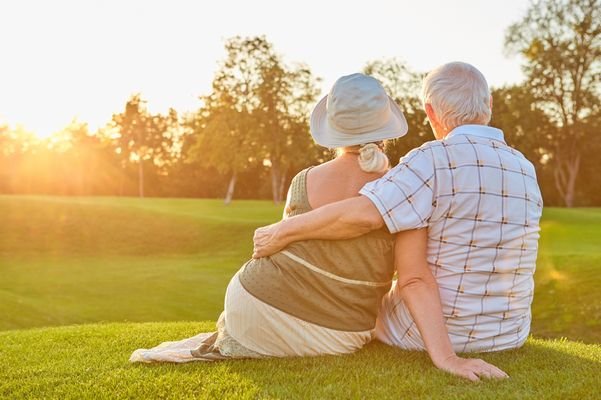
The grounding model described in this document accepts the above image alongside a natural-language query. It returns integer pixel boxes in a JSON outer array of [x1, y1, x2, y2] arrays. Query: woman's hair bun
[[358, 143, 389, 173]]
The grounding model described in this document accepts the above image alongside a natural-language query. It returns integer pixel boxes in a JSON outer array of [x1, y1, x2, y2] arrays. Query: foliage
[[490, 85, 559, 203], [111, 94, 178, 197], [187, 36, 323, 203], [0, 122, 126, 195], [0, 24, 599, 205], [505, 0, 601, 206]]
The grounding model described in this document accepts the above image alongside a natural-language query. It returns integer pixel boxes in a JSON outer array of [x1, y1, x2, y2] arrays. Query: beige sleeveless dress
[[130, 168, 394, 363]]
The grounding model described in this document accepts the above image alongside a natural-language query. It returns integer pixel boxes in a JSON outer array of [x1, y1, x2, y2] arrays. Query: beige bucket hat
[[310, 73, 408, 148]]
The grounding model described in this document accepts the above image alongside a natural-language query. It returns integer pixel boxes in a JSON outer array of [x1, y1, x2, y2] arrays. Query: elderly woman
[[130, 73, 407, 361]]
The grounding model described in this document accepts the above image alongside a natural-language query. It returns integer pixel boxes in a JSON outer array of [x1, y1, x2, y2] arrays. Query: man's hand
[[435, 354, 509, 382], [252, 196, 383, 258], [253, 221, 287, 258]]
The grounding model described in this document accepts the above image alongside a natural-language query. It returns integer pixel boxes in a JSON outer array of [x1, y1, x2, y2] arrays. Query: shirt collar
[[445, 124, 505, 143]]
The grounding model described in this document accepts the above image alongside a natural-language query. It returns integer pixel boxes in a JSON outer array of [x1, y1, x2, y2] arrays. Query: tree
[[0, 125, 40, 194], [187, 101, 257, 204], [112, 94, 177, 197], [577, 108, 601, 204], [188, 36, 321, 204], [491, 86, 556, 163], [187, 36, 268, 204], [0, 124, 14, 193], [48, 120, 93, 195], [363, 59, 432, 164], [505, 0, 601, 206], [255, 61, 321, 203], [491, 85, 560, 203], [52, 120, 127, 196]]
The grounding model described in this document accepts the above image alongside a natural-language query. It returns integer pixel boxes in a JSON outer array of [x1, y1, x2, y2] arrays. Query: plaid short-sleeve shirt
[[360, 124, 543, 352]]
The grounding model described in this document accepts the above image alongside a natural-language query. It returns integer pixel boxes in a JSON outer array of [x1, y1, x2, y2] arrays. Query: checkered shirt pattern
[[359, 124, 543, 352]]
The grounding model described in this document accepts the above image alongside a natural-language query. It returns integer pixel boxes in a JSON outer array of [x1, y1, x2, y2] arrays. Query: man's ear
[[489, 95, 493, 112], [425, 103, 436, 121]]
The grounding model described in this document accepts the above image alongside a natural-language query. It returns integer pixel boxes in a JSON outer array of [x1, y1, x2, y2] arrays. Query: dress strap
[[285, 167, 314, 217]]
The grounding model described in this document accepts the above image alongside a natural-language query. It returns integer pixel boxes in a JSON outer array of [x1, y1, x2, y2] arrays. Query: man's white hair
[[422, 62, 491, 131]]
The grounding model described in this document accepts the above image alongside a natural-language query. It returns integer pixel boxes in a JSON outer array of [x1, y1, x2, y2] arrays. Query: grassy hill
[[1, 196, 600, 399], [0, 196, 278, 330], [1, 196, 600, 341]]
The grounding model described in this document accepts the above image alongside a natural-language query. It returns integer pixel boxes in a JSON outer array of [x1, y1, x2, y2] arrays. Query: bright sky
[[0, 0, 529, 138]]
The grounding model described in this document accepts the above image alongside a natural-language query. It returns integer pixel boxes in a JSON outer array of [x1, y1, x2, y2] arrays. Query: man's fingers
[[465, 371, 480, 382], [443, 357, 505, 382], [252, 226, 283, 258], [463, 360, 489, 380], [253, 242, 272, 258], [475, 368, 493, 379], [253, 246, 264, 259], [478, 361, 508, 379], [490, 366, 509, 379], [491, 370, 508, 379], [252, 228, 267, 258]]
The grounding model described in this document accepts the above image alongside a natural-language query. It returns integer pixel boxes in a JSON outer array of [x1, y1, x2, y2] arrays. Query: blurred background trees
[[186, 36, 322, 204], [0, 0, 599, 206], [505, 0, 601, 206], [111, 94, 178, 198]]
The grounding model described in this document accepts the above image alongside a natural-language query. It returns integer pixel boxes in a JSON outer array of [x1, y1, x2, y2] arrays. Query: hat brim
[[309, 95, 408, 148]]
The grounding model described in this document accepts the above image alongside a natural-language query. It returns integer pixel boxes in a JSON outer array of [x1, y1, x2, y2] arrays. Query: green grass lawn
[[1, 196, 600, 399], [0, 196, 278, 330], [1, 322, 599, 400]]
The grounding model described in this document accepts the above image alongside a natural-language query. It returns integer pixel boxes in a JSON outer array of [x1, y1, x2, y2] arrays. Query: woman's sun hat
[[310, 73, 408, 148]]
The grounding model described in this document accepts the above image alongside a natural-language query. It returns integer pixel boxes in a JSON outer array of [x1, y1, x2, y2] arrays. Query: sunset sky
[[0, 0, 530, 138]]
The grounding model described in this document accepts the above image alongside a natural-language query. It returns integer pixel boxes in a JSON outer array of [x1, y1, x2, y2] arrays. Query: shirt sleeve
[[359, 146, 436, 234]]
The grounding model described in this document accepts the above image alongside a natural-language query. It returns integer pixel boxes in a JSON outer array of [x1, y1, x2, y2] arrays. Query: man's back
[[362, 124, 543, 352]]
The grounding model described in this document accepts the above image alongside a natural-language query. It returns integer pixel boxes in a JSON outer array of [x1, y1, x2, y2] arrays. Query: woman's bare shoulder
[[306, 158, 386, 208]]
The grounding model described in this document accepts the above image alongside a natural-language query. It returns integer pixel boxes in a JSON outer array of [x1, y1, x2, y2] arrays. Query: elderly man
[[253, 62, 542, 381]]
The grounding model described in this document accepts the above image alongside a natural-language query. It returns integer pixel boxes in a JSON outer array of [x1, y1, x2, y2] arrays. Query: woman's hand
[[435, 354, 509, 382], [252, 222, 287, 258]]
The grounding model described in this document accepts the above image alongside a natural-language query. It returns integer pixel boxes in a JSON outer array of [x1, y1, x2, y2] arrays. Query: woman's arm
[[394, 229, 508, 382]]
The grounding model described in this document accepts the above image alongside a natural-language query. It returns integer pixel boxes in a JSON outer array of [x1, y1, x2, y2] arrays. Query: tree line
[[0, 0, 599, 206]]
